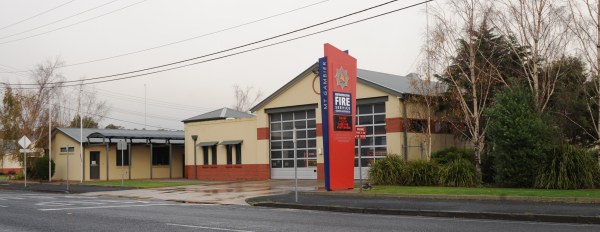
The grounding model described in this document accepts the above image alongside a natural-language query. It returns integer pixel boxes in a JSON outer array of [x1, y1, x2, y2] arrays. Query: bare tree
[[232, 84, 262, 112], [409, 73, 445, 160], [0, 58, 110, 159], [494, 0, 572, 112], [429, 0, 496, 168], [568, 0, 600, 161]]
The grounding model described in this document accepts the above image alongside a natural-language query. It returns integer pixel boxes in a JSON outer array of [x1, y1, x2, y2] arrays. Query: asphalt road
[[1, 190, 599, 232]]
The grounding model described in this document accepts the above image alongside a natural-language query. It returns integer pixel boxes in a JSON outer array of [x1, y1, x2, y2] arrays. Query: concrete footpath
[[247, 192, 600, 225]]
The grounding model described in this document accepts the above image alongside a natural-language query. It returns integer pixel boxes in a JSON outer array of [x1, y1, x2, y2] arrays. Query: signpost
[[60, 145, 74, 192], [117, 140, 126, 186], [18, 136, 31, 188], [355, 126, 366, 193]]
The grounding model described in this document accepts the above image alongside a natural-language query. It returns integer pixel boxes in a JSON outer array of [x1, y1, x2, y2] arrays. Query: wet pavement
[[81, 180, 319, 205]]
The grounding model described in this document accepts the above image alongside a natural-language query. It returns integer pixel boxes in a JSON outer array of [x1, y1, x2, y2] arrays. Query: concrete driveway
[[81, 180, 319, 205]]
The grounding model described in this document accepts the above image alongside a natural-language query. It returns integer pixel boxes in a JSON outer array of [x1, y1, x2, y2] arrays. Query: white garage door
[[270, 110, 318, 179]]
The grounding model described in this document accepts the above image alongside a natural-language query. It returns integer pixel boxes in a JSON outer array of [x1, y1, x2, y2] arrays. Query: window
[[202, 146, 209, 165], [116, 149, 130, 166], [270, 110, 317, 168], [151, 146, 169, 165], [60, 146, 75, 153], [211, 145, 217, 165], [434, 121, 452, 134], [235, 144, 242, 165], [409, 119, 427, 133], [355, 102, 387, 167]]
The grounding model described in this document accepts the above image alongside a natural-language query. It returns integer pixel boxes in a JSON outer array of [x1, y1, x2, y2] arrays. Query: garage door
[[270, 110, 317, 179]]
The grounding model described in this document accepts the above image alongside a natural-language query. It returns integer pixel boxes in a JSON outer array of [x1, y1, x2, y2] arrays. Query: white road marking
[[166, 223, 255, 232], [0, 205, 7, 207], [38, 203, 174, 211]]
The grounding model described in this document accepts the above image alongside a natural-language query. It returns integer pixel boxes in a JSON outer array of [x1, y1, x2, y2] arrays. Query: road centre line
[[38, 203, 174, 211], [166, 223, 255, 232]]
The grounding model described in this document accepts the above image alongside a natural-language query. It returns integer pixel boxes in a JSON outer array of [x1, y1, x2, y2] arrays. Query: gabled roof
[[54, 128, 184, 144], [182, 107, 255, 123], [250, 63, 423, 112]]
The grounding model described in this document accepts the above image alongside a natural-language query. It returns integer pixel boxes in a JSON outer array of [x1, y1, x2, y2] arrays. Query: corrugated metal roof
[[249, 63, 435, 112], [55, 128, 184, 143], [182, 107, 255, 123]]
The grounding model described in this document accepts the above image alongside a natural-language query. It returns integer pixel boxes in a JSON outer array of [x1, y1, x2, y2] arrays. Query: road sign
[[18, 136, 31, 149], [19, 149, 35, 153], [355, 126, 366, 140]]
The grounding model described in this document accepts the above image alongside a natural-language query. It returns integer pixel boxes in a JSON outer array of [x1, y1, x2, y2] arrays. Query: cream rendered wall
[[1, 154, 21, 169], [52, 132, 84, 181], [53, 131, 183, 181], [185, 118, 258, 165], [253, 71, 402, 165]]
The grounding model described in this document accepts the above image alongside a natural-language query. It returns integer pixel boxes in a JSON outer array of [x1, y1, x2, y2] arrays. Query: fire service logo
[[335, 67, 349, 89]]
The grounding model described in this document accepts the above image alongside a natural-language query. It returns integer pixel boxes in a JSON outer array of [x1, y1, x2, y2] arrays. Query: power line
[[4, 0, 403, 86], [0, 0, 330, 74], [59, 104, 180, 131], [0, 0, 76, 32], [0, 0, 119, 39], [0, 0, 147, 45], [4, 0, 433, 89], [90, 89, 212, 112]]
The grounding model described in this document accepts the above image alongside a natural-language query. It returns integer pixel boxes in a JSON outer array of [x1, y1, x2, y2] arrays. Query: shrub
[[431, 147, 475, 165], [28, 156, 55, 180], [368, 154, 406, 185], [404, 160, 440, 186], [535, 145, 597, 189], [480, 149, 495, 184], [487, 85, 551, 187], [440, 159, 480, 187]]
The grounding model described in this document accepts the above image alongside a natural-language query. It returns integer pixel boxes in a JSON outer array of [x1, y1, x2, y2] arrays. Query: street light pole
[[191, 135, 198, 179]]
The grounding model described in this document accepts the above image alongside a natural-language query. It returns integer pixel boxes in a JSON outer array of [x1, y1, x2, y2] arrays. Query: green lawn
[[83, 180, 204, 188], [363, 185, 600, 198], [0, 175, 7, 181]]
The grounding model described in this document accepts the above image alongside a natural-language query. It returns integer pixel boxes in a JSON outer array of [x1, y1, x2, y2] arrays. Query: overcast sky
[[0, 0, 431, 130]]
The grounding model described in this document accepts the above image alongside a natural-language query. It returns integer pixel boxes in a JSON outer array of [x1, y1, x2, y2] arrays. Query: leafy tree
[[434, 13, 526, 168], [545, 57, 595, 146], [105, 124, 124, 129], [486, 85, 552, 187], [0, 87, 23, 163], [69, 114, 99, 128]]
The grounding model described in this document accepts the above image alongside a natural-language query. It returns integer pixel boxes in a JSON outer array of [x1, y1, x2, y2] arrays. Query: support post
[[169, 142, 172, 179], [191, 135, 198, 179], [106, 141, 110, 181], [358, 139, 362, 193], [150, 142, 153, 179], [128, 141, 132, 180]]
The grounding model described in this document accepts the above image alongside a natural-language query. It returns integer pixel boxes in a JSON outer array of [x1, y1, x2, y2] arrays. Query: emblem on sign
[[335, 67, 349, 89]]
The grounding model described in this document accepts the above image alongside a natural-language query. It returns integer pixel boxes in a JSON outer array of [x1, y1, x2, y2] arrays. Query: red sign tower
[[319, 43, 357, 190]]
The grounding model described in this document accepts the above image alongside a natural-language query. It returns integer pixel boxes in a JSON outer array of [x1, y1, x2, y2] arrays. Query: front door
[[90, 151, 100, 180]]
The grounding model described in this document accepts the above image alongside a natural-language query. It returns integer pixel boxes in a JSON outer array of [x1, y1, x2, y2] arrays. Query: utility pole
[[79, 84, 83, 183], [48, 99, 52, 182]]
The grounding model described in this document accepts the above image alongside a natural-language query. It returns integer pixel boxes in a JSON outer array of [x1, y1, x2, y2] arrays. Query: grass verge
[[83, 180, 203, 188], [363, 185, 600, 198]]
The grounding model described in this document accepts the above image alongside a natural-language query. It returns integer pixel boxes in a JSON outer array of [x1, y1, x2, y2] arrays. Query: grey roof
[[182, 107, 255, 123], [250, 63, 429, 112], [55, 128, 184, 144]]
